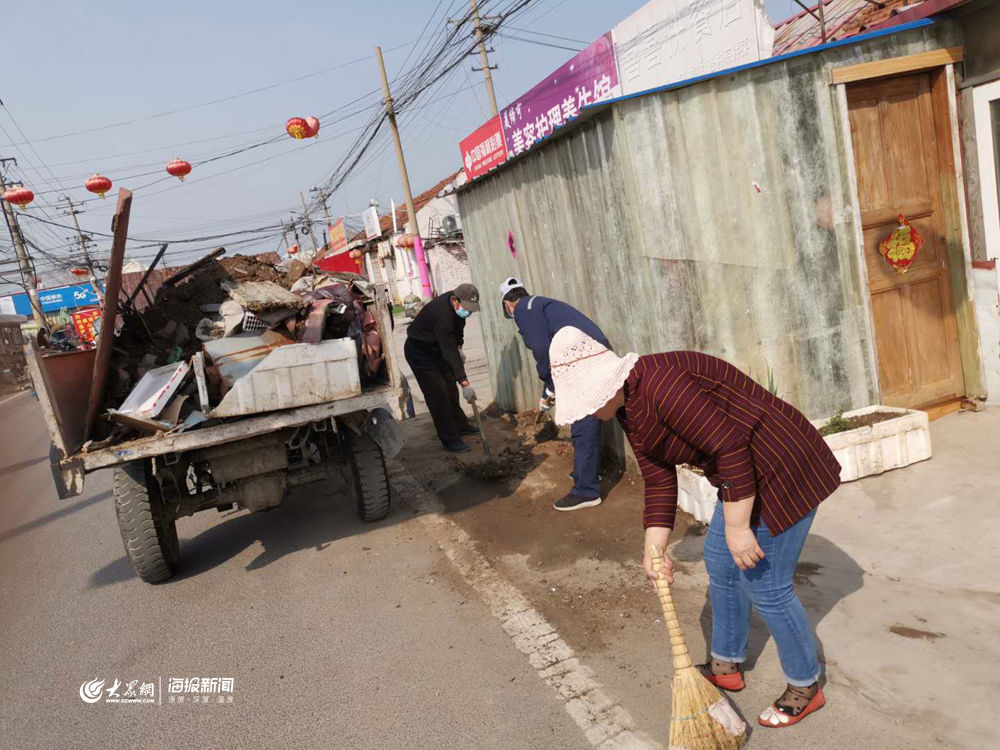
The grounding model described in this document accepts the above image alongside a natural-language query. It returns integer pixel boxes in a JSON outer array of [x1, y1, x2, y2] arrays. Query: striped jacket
[[618, 353, 841, 534]]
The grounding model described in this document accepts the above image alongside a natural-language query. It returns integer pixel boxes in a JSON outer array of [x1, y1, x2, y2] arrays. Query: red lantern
[[2, 185, 34, 209], [304, 116, 320, 138], [286, 117, 309, 140], [85, 174, 112, 199], [70, 267, 90, 277], [165, 158, 192, 182]]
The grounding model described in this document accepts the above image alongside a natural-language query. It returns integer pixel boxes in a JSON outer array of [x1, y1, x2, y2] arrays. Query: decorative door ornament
[[878, 215, 924, 274]]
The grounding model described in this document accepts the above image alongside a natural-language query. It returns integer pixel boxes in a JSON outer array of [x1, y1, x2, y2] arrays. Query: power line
[[1, 40, 423, 148], [496, 32, 583, 52]]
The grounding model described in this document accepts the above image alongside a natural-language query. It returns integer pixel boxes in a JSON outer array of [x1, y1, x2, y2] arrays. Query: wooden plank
[[83, 188, 132, 443], [922, 397, 962, 422], [79, 387, 399, 471], [832, 47, 964, 85]]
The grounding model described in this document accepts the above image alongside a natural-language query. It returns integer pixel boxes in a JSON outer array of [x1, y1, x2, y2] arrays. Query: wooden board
[[847, 73, 965, 410], [832, 47, 964, 85], [923, 397, 962, 422], [83, 188, 133, 443]]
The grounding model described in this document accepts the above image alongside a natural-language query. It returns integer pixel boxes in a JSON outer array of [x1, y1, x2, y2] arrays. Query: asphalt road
[[0, 390, 586, 749]]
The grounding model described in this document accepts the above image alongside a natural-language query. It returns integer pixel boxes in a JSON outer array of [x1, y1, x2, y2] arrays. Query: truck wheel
[[113, 460, 180, 583], [344, 431, 391, 522]]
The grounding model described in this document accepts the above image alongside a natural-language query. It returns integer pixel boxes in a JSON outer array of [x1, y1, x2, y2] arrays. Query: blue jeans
[[569, 415, 601, 498], [704, 501, 820, 686]]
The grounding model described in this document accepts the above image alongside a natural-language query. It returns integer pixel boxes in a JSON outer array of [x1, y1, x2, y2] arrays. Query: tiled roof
[[375, 169, 463, 236], [773, 0, 934, 55], [345, 169, 463, 244]]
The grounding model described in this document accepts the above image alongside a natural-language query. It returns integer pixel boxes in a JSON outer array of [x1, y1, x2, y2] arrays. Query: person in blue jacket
[[499, 277, 607, 511]]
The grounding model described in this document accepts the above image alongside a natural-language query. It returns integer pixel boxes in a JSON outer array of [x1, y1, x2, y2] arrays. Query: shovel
[[470, 397, 491, 456]]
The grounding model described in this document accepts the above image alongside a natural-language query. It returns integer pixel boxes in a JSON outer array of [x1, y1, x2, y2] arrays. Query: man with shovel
[[499, 277, 607, 511], [404, 283, 482, 454]]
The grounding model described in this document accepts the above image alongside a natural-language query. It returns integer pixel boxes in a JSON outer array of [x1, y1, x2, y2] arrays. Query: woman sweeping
[[548, 327, 841, 729]]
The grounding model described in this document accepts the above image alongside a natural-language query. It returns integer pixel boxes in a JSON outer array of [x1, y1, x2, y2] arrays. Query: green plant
[[818, 410, 853, 437], [764, 365, 778, 396], [748, 361, 780, 397]]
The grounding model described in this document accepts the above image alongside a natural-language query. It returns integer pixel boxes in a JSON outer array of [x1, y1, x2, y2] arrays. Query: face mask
[[456, 306, 472, 319]]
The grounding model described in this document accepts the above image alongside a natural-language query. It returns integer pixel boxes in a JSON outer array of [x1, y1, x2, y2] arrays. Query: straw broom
[[649, 544, 747, 750]]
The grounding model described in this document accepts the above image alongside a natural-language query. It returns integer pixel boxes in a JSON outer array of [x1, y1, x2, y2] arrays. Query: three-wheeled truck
[[25, 274, 404, 585]]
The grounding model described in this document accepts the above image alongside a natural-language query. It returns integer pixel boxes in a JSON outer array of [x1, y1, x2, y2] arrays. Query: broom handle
[[649, 544, 693, 671]]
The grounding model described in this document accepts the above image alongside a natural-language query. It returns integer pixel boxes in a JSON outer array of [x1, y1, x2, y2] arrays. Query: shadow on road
[[88, 476, 402, 587], [0, 490, 112, 544], [0, 455, 48, 479]]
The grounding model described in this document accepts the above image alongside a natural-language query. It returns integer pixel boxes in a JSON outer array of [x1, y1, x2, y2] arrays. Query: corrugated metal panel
[[458, 23, 959, 421], [773, 0, 922, 55]]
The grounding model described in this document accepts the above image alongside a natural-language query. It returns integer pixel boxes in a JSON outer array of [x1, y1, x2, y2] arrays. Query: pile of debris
[[94, 253, 388, 444]]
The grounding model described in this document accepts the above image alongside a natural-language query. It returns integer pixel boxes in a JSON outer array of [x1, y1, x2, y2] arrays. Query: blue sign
[[1, 284, 101, 315]]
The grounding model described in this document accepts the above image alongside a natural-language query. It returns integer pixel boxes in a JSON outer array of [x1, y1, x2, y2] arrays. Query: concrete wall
[[427, 242, 472, 293], [458, 24, 961, 420]]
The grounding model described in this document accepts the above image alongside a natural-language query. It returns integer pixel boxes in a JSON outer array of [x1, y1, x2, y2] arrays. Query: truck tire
[[344, 431, 391, 522], [113, 460, 180, 583]]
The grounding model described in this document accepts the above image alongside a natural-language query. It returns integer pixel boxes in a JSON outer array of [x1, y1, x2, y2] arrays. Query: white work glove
[[539, 388, 555, 412], [462, 383, 477, 403]]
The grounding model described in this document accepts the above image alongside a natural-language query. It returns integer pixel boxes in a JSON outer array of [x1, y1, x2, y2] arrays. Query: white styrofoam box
[[972, 265, 1000, 404], [677, 466, 718, 524], [812, 405, 932, 483], [209, 338, 361, 418]]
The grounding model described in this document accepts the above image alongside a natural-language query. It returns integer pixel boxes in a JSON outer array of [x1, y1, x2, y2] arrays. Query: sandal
[[697, 659, 745, 692], [758, 683, 825, 728]]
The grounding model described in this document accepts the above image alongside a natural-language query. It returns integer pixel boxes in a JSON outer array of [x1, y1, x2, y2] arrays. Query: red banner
[[327, 219, 347, 254], [459, 115, 508, 181], [314, 251, 363, 276], [71, 307, 102, 343]]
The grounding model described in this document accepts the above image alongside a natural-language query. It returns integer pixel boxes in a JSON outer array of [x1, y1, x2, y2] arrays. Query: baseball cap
[[499, 276, 526, 318], [453, 283, 480, 312]]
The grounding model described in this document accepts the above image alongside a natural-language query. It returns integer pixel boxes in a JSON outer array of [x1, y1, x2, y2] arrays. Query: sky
[[1, 0, 800, 295]]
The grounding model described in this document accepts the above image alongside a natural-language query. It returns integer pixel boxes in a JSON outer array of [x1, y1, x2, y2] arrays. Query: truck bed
[[78, 384, 399, 471]]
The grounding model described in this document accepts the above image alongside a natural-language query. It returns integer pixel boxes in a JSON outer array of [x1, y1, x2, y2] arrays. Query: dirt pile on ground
[[819, 409, 900, 436], [456, 444, 535, 480]]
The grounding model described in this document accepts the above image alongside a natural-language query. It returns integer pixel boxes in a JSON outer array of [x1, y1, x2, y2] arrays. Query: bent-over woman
[[548, 327, 841, 729]]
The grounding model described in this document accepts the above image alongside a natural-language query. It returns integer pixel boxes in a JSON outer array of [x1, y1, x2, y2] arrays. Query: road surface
[[0, 389, 585, 749]]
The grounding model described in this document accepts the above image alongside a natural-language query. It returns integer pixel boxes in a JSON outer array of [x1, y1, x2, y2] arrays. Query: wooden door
[[847, 72, 965, 409]]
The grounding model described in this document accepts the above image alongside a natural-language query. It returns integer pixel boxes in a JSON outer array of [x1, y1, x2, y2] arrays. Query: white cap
[[499, 276, 526, 319]]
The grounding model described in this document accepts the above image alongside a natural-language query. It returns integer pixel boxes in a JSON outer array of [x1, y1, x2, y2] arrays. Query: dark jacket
[[619, 352, 841, 534], [513, 296, 608, 393], [406, 292, 467, 382]]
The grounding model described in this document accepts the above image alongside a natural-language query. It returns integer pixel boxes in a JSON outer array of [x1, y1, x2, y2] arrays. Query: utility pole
[[60, 196, 93, 267], [299, 190, 318, 256], [0, 157, 46, 328], [310, 185, 333, 225], [375, 45, 433, 298], [470, 0, 500, 116], [61, 195, 104, 301]]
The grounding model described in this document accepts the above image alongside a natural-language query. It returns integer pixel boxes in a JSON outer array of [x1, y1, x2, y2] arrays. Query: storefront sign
[[327, 219, 348, 254], [460, 115, 509, 180], [612, 0, 772, 96], [363, 206, 381, 241], [0, 283, 100, 316], [500, 31, 620, 157]]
